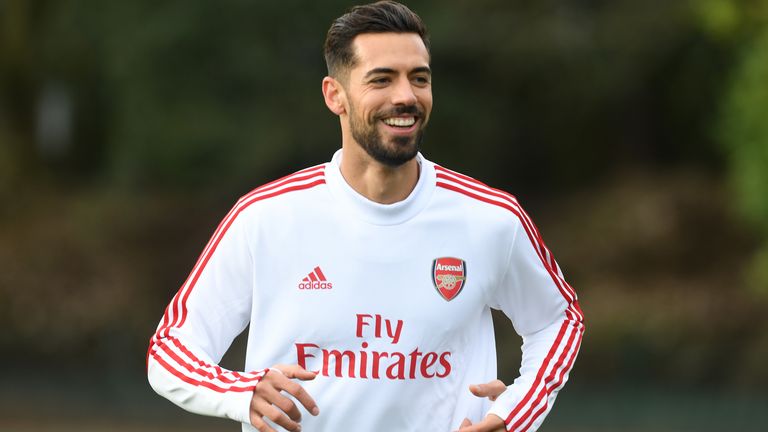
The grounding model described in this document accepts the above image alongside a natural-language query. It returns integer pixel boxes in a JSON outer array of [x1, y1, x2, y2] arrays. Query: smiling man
[[323, 28, 433, 203], [147, 2, 584, 432]]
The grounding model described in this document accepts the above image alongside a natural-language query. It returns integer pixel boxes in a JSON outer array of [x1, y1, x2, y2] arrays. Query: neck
[[339, 144, 420, 205]]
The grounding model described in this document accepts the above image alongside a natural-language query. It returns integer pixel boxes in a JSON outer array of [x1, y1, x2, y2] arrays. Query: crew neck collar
[[324, 149, 436, 226]]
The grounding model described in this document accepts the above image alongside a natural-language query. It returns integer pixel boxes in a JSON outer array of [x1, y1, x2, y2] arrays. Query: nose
[[391, 78, 418, 106]]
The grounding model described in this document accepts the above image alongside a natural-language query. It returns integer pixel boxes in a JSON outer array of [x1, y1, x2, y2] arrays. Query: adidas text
[[298, 281, 333, 290]]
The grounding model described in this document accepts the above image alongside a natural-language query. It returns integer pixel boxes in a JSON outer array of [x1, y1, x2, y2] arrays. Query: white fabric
[[147, 150, 584, 431]]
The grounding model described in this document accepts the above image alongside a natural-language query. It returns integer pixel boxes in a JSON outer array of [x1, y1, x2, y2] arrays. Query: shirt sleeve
[[146, 200, 265, 425], [487, 204, 585, 432]]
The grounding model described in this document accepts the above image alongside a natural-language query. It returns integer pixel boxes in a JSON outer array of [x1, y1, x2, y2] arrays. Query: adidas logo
[[298, 266, 333, 290]]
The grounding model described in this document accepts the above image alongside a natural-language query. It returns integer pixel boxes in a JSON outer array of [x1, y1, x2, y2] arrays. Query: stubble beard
[[349, 103, 425, 167]]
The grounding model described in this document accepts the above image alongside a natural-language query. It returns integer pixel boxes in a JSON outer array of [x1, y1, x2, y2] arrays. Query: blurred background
[[1, 0, 767, 430]]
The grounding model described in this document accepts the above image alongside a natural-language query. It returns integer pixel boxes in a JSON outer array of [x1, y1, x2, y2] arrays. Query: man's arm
[[483, 202, 585, 432], [146, 199, 318, 430]]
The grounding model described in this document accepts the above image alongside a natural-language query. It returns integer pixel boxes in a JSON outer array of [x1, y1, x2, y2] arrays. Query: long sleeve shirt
[[147, 150, 584, 431]]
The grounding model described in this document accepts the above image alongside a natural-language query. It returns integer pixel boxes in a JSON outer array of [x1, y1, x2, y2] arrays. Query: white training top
[[147, 150, 584, 432]]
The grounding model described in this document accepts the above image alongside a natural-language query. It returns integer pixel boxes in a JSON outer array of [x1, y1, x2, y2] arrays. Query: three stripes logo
[[298, 266, 333, 290]]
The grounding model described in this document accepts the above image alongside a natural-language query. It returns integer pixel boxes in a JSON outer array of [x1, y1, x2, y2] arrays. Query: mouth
[[380, 116, 419, 134], [383, 116, 416, 127]]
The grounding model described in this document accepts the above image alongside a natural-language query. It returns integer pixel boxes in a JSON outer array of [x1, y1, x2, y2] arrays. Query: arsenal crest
[[432, 257, 466, 301]]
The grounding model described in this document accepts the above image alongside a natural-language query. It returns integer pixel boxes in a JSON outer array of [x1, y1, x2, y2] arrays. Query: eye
[[412, 75, 431, 86], [370, 77, 390, 85]]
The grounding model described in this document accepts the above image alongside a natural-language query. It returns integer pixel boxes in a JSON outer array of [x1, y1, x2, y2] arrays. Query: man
[[147, 2, 584, 431]]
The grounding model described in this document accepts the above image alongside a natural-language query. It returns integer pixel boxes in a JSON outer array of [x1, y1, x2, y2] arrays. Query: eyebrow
[[363, 66, 432, 79]]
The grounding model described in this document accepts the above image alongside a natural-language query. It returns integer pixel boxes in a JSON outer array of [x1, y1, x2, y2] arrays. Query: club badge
[[432, 257, 466, 301]]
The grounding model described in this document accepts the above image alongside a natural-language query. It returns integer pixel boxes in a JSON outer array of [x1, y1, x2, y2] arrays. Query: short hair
[[324, 1, 430, 79]]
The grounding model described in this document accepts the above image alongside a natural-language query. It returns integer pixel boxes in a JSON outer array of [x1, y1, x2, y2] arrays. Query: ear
[[322, 76, 347, 116]]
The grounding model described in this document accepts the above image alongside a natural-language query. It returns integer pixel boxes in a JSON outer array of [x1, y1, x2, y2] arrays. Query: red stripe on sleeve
[[148, 170, 326, 393], [516, 326, 583, 431], [151, 351, 259, 393], [509, 323, 583, 430], [502, 321, 570, 426]]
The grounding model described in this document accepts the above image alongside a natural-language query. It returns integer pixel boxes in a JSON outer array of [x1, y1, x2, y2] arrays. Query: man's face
[[343, 32, 432, 167]]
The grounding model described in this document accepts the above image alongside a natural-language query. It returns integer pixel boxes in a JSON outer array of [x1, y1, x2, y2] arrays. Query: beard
[[349, 103, 426, 167]]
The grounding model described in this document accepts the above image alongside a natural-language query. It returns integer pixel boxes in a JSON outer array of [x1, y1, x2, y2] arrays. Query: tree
[[719, 28, 768, 295]]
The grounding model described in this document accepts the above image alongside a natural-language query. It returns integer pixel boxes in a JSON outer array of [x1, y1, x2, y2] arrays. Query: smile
[[382, 117, 417, 127]]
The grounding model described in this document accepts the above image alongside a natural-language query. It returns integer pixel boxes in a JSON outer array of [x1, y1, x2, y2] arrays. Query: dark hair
[[324, 1, 430, 79]]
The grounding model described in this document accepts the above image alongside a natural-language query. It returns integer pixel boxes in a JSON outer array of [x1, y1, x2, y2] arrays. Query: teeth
[[383, 117, 416, 127]]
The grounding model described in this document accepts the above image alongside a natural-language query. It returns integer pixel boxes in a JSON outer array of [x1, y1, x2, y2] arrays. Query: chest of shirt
[[245, 210, 506, 354]]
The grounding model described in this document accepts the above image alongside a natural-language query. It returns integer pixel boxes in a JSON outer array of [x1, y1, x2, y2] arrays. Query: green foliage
[[720, 31, 768, 229], [90, 1, 342, 189], [2, 0, 738, 195], [692, 0, 741, 39], [719, 29, 768, 294]]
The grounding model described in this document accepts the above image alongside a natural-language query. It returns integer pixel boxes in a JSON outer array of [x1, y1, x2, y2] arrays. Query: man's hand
[[249, 364, 319, 432], [455, 379, 507, 432], [456, 414, 506, 432], [469, 379, 506, 402]]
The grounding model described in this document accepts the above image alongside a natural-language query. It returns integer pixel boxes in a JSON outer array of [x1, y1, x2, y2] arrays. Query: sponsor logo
[[295, 314, 452, 380], [432, 257, 466, 301], [298, 266, 333, 290], [295, 342, 452, 380]]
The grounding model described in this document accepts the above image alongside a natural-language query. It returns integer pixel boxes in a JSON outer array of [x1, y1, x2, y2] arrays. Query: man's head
[[324, 1, 430, 81], [322, 1, 432, 167]]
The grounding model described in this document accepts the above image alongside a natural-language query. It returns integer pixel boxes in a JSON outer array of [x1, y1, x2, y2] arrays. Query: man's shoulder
[[432, 163, 522, 213], [234, 163, 328, 211]]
